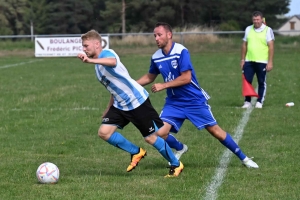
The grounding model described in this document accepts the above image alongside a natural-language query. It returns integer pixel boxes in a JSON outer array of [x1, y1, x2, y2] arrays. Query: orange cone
[[242, 74, 259, 97]]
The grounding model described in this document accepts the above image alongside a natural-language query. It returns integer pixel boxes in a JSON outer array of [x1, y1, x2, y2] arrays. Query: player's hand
[[240, 60, 245, 69], [151, 83, 166, 93], [266, 62, 273, 72], [77, 53, 90, 63]]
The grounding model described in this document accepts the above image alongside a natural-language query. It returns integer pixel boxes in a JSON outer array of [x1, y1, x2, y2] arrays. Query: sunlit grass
[[0, 37, 299, 200]]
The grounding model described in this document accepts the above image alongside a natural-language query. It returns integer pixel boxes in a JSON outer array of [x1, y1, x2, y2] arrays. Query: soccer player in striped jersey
[[77, 30, 183, 177], [137, 22, 259, 168]]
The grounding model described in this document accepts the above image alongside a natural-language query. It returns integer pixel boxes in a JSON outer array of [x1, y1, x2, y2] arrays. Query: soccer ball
[[36, 162, 60, 184]]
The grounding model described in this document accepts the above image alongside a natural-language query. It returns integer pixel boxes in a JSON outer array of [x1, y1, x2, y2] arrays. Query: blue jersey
[[149, 42, 210, 105], [95, 49, 149, 111]]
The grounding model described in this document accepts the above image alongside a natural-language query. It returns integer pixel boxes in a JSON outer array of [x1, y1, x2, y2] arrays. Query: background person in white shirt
[[240, 11, 275, 108]]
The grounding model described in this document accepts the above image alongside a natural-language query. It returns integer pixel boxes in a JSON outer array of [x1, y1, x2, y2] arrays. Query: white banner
[[35, 36, 109, 57]]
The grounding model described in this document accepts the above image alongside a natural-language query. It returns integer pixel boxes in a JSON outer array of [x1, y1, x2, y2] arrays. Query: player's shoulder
[[245, 25, 253, 31], [266, 26, 274, 32], [171, 43, 188, 55], [100, 49, 117, 58], [152, 49, 164, 59], [151, 43, 188, 59], [102, 49, 116, 55]]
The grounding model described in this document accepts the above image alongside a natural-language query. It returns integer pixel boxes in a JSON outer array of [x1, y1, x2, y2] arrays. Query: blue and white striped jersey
[[95, 49, 149, 111], [149, 42, 210, 105]]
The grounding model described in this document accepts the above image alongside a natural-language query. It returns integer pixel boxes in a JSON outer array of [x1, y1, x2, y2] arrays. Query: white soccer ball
[[36, 162, 60, 184]]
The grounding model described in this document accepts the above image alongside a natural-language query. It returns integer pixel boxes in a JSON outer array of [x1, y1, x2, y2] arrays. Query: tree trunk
[[181, 4, 184, 26], [122, 0, 126, 34]]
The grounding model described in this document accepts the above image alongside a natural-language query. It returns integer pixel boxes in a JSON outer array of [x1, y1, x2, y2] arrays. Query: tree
[[86, 0, 106, 32], [217, 0, 291, 30], [0, 1, 13, 35], [0, 0, 27, 35], [43, 0, 94, 34], [0, 0, 292, 35], [122, 0, 126, 33], [100, 0, 123, 33], [24, 0, 52, 34]]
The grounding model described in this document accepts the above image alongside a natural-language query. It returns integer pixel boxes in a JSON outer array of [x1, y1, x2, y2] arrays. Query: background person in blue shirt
[[137, 22, 259, 168], [77, 29, 183, 177]]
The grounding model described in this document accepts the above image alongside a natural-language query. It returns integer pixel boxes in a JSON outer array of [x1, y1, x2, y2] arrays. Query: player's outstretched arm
[[77, 53, 116, 67], [151, 70, 191, 93], [136, 73, 157, 86], [77, 53, 89, 62]]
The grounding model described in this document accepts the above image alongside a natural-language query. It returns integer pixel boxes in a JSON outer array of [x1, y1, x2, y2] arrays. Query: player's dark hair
[[252, 11, 263, 18], [155, 22, 172, 33]]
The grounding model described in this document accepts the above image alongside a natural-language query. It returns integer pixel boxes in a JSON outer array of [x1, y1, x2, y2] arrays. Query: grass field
[[0, 38, 300, 200]]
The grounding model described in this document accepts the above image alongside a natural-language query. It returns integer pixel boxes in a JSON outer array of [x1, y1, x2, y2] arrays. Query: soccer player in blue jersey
[[77, 29, 183, 177], [137, 22, 259, 168]]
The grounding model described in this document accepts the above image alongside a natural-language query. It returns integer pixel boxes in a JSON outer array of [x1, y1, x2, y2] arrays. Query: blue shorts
[[159, 101, 217, 133]]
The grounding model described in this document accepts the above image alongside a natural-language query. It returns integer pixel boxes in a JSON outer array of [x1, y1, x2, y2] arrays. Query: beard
[[157, 40, 167, 49], [85, 51, 95, 58]]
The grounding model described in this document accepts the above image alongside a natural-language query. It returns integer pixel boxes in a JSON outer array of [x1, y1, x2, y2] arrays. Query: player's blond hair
[[81, 29, 102, 42]]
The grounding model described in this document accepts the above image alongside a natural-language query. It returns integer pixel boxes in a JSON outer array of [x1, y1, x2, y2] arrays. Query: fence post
[[30, 20, 34, 42], [180, 32, 184, 45]]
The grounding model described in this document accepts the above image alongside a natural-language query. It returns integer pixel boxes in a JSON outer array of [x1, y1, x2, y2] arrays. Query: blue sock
[[165, 134, 184, 151], [153, 136, 179, 166], [107, 132, 139, 155], [220, 133, 246, 160]]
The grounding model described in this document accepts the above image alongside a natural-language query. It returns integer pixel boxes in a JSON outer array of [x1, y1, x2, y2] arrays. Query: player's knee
[[98, 126, 112, 140], [206, 125, 226, 140], [157, 132, 168, 139], [98, 128, 105, 139], [144, 134, 157, 145], [155, 131, 166, 138], [155, 127, 169, 139]]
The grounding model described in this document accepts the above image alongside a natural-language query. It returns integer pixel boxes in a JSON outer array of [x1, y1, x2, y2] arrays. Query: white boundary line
[[0, 59, 43, 69], [204, 99, 256, 200]]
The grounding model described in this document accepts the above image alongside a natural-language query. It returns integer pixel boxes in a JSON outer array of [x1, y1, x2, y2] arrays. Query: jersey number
[[100, 76, 110, 88]]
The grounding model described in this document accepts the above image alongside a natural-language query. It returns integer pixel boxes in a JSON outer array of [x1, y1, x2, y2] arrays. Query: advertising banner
[[35, 36, 109, 57]]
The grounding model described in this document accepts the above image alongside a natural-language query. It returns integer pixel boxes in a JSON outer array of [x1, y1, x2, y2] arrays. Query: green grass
[[1, 34, 298, 53], [0, 41, 300, 200], [0, 39, 35, 50]]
